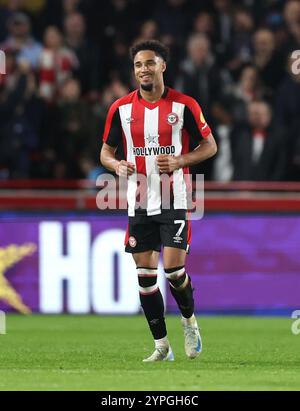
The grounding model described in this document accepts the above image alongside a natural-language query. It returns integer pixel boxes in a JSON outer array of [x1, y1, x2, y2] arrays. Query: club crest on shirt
[[125, 117, 135, 124], [167, 112, 179, 125]]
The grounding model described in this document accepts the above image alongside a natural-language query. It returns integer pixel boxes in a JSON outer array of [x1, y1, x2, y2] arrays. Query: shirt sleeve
[[102, 101, 122, 147], [183, 98, 211, 144]]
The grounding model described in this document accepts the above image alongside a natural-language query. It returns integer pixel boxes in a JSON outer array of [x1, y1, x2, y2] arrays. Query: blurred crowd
[[0, 0, 300, 181]]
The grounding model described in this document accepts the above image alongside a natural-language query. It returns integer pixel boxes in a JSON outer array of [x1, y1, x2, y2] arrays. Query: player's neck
[[139, 83, 165, 103]]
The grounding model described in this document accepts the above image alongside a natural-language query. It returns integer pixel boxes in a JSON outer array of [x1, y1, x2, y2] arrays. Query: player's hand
[[156, 155, 181, 173], [115, 160, 135, 177]]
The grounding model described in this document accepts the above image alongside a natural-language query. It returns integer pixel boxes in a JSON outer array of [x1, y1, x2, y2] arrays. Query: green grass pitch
[[0, 315, 299, 391]]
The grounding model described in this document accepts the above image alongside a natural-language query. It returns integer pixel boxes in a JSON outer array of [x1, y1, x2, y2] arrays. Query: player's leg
[[160, 215, 202, 359], [160, 215, 194, 319], [163, 247, 202, 359], [124, 217, 173, 361], [132, 250, 174, 362], [163, 247, 194, 318]]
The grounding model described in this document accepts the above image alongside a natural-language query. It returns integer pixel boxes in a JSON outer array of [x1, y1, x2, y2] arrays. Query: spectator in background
[[96, 78, 129, 161], [109, 38, 132, 86], [212, 64, 264, 181], [105, 78, 129, 101], [265, 14, 288, 57], [283, 0, 300, 27], [276, 53, 300, 180], [40, 0, 82, 31], [94, 77, 129, 148], [48, 77, 99, 178], [283, 0, 300, 54], [175, 33, 223, 179], [137, 20, 159, 42], [236, 63, 263, 104], [219, 64, 264, 124], [226, 7, 253, 78], [63, 0, 81, 15], [175, 33, 222, 122], [64, 12, 101, 100], [153, 0, 189, 43], [0, 0, 46, 41], [212, 0, 233, 65], [99, 78, 129, 116], [87, 0, 138, 45], [158, 31, 181, 86], [0, 0, 25, 42], [39, 25, 78, 102], [230, 101, 286, 181], [1, 11, 42, 69], [252, 28, 285, 100], [242, 0, 282, 26], [192, 12, 215, 41], [288, 21, 300, 51], [0, 57, 45, 177], [0, 49, 27, 177], [276, 53, 300, 131]]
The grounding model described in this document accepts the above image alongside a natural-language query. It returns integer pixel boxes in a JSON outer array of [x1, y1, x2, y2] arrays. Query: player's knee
[[164, 266, 188, 289], [137, 267, 158, 295], [164, 266, 185, 281]]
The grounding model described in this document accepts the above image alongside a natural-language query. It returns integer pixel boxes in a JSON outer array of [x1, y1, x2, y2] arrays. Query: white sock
[[155, 336, 169, 349], [182, 314, 196, 325]]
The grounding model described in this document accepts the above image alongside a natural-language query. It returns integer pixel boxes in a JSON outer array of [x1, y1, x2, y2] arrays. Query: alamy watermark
[[0, 311, 6, 334], [0, 50, 6, 75], [291, 310, 300, 335], [291, 50, 300, 75], [96, 173, 204, 220]]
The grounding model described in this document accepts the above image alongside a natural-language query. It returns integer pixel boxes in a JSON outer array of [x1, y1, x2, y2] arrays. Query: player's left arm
[[157, 133, 217, 172], [177, 132, 217, 169], [157, 100, 217, 173]]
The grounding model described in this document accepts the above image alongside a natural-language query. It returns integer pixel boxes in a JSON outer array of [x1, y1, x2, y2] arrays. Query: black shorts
[[124, 209, 191, 254]]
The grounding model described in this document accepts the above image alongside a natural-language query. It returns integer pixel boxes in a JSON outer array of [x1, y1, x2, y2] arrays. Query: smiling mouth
[[141, 75, 152, 80]]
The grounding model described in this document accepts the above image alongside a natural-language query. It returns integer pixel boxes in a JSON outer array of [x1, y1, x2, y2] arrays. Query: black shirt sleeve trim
[[105, 108, 122, 148], [183, 105, 204, 145]]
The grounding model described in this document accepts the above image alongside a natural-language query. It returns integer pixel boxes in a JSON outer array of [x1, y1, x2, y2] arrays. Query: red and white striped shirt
[[103, 87, 211, 216]]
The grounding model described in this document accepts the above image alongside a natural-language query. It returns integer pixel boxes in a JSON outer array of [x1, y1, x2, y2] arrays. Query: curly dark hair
[[130, 40, 170, 62]]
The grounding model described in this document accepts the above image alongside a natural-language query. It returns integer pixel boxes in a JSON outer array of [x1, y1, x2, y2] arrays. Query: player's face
[[133, 50, 166, 90]]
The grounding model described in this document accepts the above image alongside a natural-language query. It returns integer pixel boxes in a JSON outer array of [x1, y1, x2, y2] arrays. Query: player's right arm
[[101, 144, 135, 177], [100, 101, 135, 177]]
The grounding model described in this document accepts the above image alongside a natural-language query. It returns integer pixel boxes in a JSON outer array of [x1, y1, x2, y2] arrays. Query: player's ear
[[161, 61, 166, 72]]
